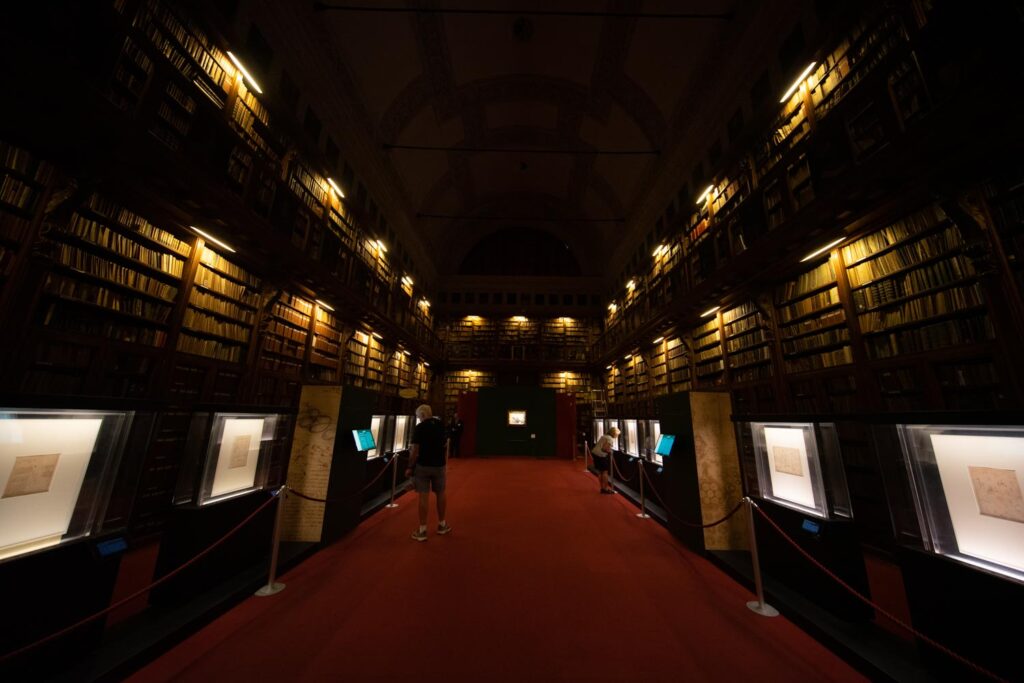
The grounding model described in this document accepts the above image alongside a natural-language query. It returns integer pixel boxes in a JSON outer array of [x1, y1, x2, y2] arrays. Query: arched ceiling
[[317, 0, 738, 276]]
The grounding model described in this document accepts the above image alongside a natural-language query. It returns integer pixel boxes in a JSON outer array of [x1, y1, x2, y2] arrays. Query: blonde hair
[[416, 404, 433, 420], [609, 427, 621, 437]]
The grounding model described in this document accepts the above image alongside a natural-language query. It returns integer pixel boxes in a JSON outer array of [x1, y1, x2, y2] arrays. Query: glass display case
[[648, 420, 664, 464], [393, 415, 412, 451], [367, 414, 384, 459], [606, 419, 620, 449], [592, 419, 604, 447], [747, 421, 851, 519], [624, 419, 639, 455], [508, 410, 527, 426], [199, 413, 279, 505], [898, 424, 1024, 582], [0, 409, 132, 561]]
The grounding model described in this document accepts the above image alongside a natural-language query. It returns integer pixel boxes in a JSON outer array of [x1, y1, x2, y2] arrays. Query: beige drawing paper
[[969, 466, 1024, 524], [228, 435, 251, 470], [209, 418, 264, 499], [772, 446, 804, 477], [3, 453, 60, 498]]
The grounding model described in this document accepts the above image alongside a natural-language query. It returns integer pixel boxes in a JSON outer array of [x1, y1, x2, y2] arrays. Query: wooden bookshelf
[[258, 291, 311, 376], [691, 316, 724, 387], [179, 246, 260, 363], [774, 258, 853, 374], [722, 300, 773, 385]]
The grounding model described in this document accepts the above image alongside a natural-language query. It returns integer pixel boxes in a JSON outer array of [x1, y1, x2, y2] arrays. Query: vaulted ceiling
[[313, 1, 742, 276]]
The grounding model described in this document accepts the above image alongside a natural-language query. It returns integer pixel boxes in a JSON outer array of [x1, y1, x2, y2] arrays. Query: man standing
[[406, 404, 451, 541], [448, 412, 464, 458]]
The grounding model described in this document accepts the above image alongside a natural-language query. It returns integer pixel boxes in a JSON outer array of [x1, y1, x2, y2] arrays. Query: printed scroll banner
[[691, 393, 748, 551], [281, 386, 343, 543], [0, 418, 103, 560]]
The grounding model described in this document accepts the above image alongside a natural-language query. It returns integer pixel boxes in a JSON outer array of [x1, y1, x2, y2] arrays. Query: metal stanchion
[[255, 486, 287, 597], [744, 497, 778, 617], [583, 439, 591, 472], [636, 459, 650, 519], [385, 454, 400, 509]]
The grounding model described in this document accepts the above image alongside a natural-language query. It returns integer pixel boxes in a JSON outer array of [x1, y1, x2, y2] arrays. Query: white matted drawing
[[0, 418, 104, 560], [772, 446, 804, 477], [763, 426, 817, 511], [208, 417, 265, 499], [931, 433, 1024, 573]]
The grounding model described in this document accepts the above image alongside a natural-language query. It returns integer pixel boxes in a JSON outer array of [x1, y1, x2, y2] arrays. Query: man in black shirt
[[406, 404, 451, 541]]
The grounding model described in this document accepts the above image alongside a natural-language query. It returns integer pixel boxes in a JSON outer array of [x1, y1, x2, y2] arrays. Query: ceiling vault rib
[[313, 4, 732, 20], [384, 143, 659, 155]]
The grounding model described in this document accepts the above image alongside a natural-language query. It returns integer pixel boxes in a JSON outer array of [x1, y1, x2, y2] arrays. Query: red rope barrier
[[639, 464, 744, 529], [288, 456, 408, 503], [0, 490, 282, 664], [610, 456, 635, 482], [750, 502, 1007, 683]]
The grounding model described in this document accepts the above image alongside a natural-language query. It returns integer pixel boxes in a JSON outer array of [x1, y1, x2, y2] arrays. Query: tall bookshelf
[[258, 292, 312, 376], [649, 339, 668, 396], [692, 316, 724, 387], [842, 203, 995, 410], [181, 246, 260, 363], [443, 369, 496, 411], [665, 335, 692, 393], [722, 300, 773, 385], [0, 142, 51, 284], [42, 194, 187, 350], [309, 304, 344, 383], [774, 258, 852, 375]]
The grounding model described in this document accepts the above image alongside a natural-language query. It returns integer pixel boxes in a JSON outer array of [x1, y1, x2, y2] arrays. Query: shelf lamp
[[327, 178, 344, 197], [190, 226, 235, 253], [626, 279, 636, 291], [701, 305, 721, 318], [375, 239, 387, 253], [652, 336, 664, 344], [512, 315, 528, 322], [696, 184, 716, 205], [608, 302, 617, 313], [800, 237, 845, 262], [652, 244, 666, 258], [402, 275, 414, 287], [419, 298, 431, 308], [226, 51, 263, 94], [606, 365, 613, 370], [315, 299, 334, 311], [779, 62, 817, 103], [371, 331, 382, 340]]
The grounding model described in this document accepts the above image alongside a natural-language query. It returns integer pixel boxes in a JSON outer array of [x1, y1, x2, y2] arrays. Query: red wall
[[555, 393, 577, 459]]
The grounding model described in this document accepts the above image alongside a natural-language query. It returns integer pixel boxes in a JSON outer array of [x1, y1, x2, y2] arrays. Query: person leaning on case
[[591, 427, 620, 494], [406, 404, 451, 541]]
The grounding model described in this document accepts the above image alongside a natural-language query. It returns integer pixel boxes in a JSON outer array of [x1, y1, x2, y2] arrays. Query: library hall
[[1, 1, 1023, 681]]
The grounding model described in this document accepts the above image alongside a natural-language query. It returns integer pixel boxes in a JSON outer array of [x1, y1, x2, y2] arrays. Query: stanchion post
[[583, 439, 590, 472], [255, 486, 287, 597], [636, 459, 650, 519], [385, 454, 400, 509], [744, 497, 778, 617]]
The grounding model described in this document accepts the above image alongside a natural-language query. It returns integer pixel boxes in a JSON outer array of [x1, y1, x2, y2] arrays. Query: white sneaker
[[437, 522, 452, 535], [411, 529, 428, 542]]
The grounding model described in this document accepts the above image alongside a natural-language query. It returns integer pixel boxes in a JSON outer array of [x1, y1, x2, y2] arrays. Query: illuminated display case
[[508, 410, 527, 426], [174, 412, 282, 506], [367, 414, 384, 459], [747, 421, 851, 519], [898, 424, 1024, 583], [648, 420, 664, 464], [393, 415, 412, 451], [623, 419, 639, 455], [592, 419, 604, 447], [0, 409, 131, 561]]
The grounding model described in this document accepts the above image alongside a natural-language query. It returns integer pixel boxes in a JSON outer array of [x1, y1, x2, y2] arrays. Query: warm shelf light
[[652, 244, 666, 257], [327, 178, 344, 197], [420, 298, 431, 308], [315, 299, 334, 311], [608, 303, 617, 312], [402, 350, 410, 356], [626, 279, 636, 290], [623, 354, 632, 361], [701, 306, 720, 318], [191, 226, 235, 253], [402, 275, 414, 286], [652, 336, 664, 344], [606, 365, 612, 370], [466, 315, 481, 321], [779, 62, 817, 103], [227, 51, 263, 94], [371, 331, 382, 340], [558, 316, 573, 323], [423, 361, 430, 367], [512, 315, 528, 322], [800, 237, 845, 262], [696, 184, 716, 205]]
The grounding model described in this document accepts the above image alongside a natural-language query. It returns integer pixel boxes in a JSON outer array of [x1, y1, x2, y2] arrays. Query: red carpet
[[127, 458, 867, 682]]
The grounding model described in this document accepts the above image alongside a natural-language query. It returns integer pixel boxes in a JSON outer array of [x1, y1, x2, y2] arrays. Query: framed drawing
[[0, 409, 131, 561], [508, 410, 527, 426], [747, 422, 851, 519], [898, 425, 1024, 582], [623, 419, 639, 455], [198, 413, 279, 505], [393, 415, 411, 451]]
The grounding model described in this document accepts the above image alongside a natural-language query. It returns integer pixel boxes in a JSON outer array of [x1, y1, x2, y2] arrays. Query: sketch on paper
[[772, 446, 804, 477], [969, 466, 1024, 524], [2, 453, 60, 498], [228, 435, 251, 470]]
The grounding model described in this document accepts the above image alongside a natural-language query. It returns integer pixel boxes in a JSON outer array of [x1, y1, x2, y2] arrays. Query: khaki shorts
[[413, 465, 446, 493]]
